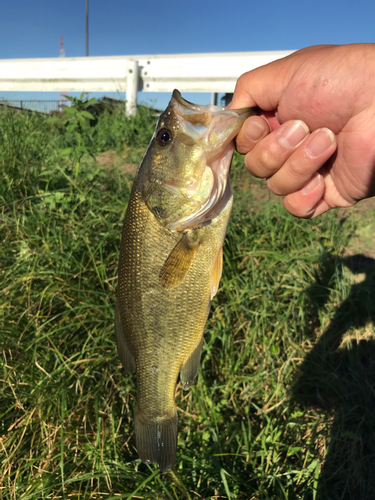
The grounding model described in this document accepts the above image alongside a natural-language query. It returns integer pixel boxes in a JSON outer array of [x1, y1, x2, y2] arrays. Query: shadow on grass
[[292, 254, 375, 500]]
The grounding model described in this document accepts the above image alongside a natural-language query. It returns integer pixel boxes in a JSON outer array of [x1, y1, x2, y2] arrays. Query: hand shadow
[[292, 254, 375, 500]]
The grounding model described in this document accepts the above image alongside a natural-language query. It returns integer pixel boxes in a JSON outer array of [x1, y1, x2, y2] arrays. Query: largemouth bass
[[115, 90, 256, 471]]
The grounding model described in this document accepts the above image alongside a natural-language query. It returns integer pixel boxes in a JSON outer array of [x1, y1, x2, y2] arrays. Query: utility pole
[[85, 0, 89, 100], [59, 36, 69, 110], [86, 0, 89, 58]]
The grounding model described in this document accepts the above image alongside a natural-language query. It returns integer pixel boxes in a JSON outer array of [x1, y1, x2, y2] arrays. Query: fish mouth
[[167, 90, 257, 230]]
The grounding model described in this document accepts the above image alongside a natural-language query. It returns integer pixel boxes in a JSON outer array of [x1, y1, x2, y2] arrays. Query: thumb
[[231, 55, 295, 111]]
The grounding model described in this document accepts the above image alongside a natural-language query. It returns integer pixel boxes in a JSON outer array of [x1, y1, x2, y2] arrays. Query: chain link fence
[[0, 100, 72, 114]]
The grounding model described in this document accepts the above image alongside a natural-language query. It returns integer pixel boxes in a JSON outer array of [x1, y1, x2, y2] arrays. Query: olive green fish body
[[115, 90, 257, 471], [116, 182, 231, 470]]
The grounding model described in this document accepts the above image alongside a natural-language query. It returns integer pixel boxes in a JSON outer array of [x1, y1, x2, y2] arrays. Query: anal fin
[[211, 247, 223, 299], [159, 232, 200, 289], [180, 337, 204, 390], [135, 410, 178, 472], [114, 305, 135, 374]]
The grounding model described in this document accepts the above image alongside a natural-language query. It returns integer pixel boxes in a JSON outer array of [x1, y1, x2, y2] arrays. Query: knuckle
[[266, 177, 285, 196], [288, 156, 310, 179], [259, 147, 273, 166], [245, 150, 274, 178], [284, 195, 314, 219], [246, 138, 291, 179], [235, 72, 250, 91], [257, 147, 279, 176], [244, 154, 262, 177]]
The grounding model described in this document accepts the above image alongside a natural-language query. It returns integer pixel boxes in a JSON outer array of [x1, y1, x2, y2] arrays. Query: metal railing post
[[126, 60, 138, 116], [211, 93, 218, 105]]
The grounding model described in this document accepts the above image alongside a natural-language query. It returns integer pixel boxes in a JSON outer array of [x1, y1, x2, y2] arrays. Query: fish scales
[[116, 184, 230, 465], [115, 90, 257, 471]]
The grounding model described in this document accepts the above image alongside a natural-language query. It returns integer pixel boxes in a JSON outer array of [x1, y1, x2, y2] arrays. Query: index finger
[[236, 111, 283, 155]]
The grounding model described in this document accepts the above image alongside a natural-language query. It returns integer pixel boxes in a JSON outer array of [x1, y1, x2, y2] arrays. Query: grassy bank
[[1, 103, 375, 499]]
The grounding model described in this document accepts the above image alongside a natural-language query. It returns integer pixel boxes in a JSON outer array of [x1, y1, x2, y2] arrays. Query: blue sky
[[1, 0, 374, 110]]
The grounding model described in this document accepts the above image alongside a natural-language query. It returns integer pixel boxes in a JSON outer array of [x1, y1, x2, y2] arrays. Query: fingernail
[[301, 173, 323, 195], [305, 128, 335, 158], [278, 121, 309, 148], [245, 120, 267, 142]]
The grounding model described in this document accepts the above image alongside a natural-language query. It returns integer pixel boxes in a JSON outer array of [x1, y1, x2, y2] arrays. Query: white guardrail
[[0, 51, 294, 115]]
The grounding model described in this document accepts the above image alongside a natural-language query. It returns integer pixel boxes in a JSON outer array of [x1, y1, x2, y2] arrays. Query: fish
[[115, 90, 257, 471]]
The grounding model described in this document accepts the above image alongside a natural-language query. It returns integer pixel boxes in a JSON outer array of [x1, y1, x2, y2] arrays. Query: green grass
[[1, 103, 375, 499]]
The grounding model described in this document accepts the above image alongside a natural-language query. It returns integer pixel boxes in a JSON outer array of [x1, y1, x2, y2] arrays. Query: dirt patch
[[248, 180, 272, 202], [340, 198, 375, 259], [118, 162, 138, 175], [236, 177, 283, 204], [350, 196, 375, 214], [96, 150, 138, 176], [96, 151, 118, 168]]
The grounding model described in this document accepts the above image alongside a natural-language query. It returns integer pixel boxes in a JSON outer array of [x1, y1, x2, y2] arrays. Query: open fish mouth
[[166, 90, 257, 230]]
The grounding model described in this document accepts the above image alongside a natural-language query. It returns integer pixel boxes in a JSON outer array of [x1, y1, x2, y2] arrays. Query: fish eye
[[156, 128, 172, 146]]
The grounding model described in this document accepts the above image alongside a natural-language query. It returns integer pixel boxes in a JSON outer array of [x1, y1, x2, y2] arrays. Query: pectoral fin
[[180, 337, 204, 390], [211, 247, 223, 299], [159, 232, 199, 289], [114, 305, 136, 374]]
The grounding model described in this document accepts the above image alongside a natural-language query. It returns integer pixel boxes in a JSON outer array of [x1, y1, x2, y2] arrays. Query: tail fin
[[135, 410, 178, 472]]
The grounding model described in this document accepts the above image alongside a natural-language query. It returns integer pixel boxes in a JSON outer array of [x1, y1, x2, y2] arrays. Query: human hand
[[232, 44, 375, 217]]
